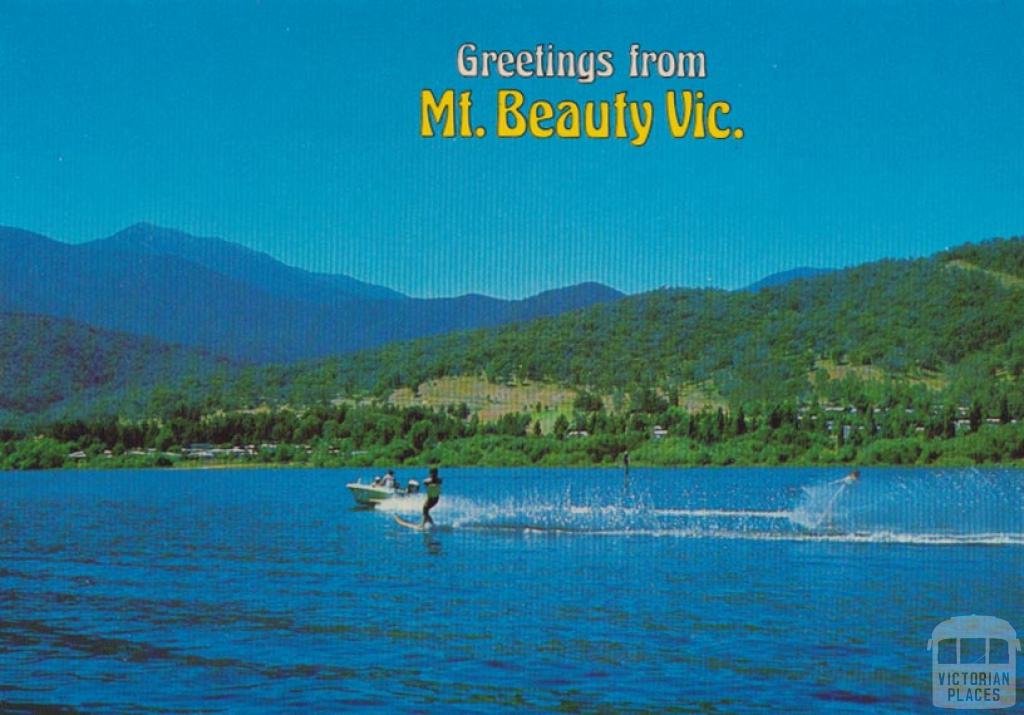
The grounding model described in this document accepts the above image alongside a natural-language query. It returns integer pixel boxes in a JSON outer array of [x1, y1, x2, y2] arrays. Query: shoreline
[[6, 422, 1024, 472], [4, 458, 1024, 473]]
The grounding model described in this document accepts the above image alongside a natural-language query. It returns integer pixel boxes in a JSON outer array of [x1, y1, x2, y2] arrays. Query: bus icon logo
[[928, 615, 1020, 709]]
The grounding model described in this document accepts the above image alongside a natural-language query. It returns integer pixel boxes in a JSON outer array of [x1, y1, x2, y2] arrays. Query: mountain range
[[11, 221, 1008, 424], [0, 223, 623, 363], [241, 237, 1024, 415]]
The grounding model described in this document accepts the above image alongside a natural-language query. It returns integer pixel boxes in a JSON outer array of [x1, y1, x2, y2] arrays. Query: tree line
[[4, 386, 1024, 470]]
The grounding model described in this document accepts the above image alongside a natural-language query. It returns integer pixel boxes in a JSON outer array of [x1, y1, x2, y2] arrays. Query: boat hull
[[347, 483, 394, 504], [347, 478, 420, 505]]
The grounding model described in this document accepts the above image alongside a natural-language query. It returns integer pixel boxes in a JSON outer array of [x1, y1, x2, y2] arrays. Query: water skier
[[822, 470, 859, 530], [422, 467, 442, 526], [833, 469, 859, 486]]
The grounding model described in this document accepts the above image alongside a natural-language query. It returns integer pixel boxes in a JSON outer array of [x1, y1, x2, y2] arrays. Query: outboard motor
[[406, 479, 420, 495]]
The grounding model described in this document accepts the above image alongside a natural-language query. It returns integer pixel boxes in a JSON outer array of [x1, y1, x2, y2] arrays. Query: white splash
[[374, 470, 1024, 547]]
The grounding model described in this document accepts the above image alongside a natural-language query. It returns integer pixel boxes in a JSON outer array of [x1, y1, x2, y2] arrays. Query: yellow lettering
[[584, 101, 609, 138], [555, 101, 580, 138], [613, 92, 628, 139], [693, 91, 706, 138], [707, 101, 731, 139], [458, 91, 474, 137], [421, 89, 455, 137], [665, 90, 693, 138], [630, 101, 653, 147], [529, 100, 555, 138], [497, 90, 527, 138]]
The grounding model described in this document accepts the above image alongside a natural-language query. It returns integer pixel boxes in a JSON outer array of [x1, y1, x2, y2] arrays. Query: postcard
[[1, 1, 1021, 712]]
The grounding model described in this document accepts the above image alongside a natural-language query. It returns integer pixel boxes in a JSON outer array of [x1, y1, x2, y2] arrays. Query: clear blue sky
[[1, 0, 1022, 298]]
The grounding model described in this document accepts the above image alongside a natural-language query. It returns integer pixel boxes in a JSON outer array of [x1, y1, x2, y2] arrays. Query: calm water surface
[[1, 466, 1022, 712]]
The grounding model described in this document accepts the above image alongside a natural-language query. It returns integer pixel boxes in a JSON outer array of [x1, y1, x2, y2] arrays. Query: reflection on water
[[1, 466, 1021, 712], [420, 531, 443, 556]]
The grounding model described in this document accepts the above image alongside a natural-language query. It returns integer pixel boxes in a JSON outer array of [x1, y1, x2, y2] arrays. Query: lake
[[1, 466, 1021, 712]]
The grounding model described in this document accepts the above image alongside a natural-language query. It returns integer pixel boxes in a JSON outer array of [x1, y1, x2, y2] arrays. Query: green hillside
[[10, 237, 1024, 420], [5, 237, 1024, 470], [943, 236, 1024, 281], [252, 239, 1024, 417], [0, 313, 235, 422]]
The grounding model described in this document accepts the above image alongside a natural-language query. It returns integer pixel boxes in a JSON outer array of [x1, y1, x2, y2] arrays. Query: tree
[[409, 420, 435, 452], [630, 387, 668, 415], [573, 390, 604, 413], [732, 405, 747, 436], [969, 400, 983, 433], [154, 425, 175, 452], [553, 414, 570, 440]]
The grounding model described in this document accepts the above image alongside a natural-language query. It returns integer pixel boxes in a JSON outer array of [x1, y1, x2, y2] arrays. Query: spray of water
[[789, 479, 853, 531], [376, 470, 1024, 546]]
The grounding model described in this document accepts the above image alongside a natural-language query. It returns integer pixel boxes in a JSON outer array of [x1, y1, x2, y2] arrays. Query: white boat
[[346, 477, 419, 505]]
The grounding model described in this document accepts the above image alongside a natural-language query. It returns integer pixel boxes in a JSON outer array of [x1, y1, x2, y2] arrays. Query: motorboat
[[346, 476, 420, 505]]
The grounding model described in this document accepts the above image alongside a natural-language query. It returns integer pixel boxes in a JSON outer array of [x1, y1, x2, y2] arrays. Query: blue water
[[1, 467, 1022, 712]]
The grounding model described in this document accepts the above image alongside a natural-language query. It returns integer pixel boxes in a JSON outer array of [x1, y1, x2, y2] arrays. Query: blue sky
[[1, 0, 1022, 298]]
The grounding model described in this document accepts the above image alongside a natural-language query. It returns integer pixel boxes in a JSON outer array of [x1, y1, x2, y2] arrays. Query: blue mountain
[[90, 223, 406, 302], [0, 225, 624, 363], [744, 267, 836, 291]]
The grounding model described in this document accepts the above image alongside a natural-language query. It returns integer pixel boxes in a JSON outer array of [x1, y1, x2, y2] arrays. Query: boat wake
[[376, 470, 1024, 547], [457, 525, 1024, 546]]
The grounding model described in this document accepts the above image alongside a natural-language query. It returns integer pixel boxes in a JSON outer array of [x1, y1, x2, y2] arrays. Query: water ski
[[394, 514, 431, 531]]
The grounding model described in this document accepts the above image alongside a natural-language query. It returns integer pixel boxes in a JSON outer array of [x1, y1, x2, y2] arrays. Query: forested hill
[[5, 236, 1024, 425], [0, 313, 234, 420], [258, 237, 1024, 410], [941, 237, 1024, 285]]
